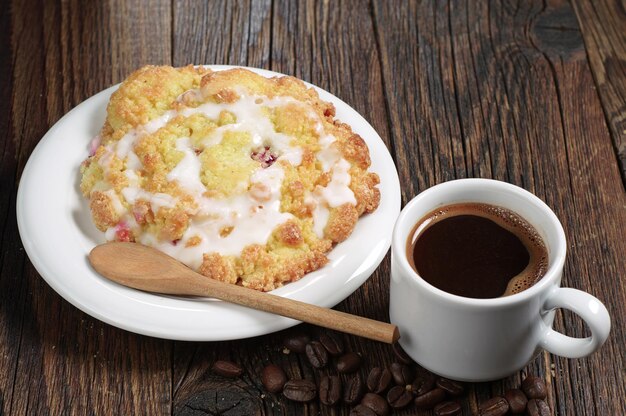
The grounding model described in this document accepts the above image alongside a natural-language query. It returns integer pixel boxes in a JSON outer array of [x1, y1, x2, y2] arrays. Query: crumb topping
[[81, 66, 380, 290]]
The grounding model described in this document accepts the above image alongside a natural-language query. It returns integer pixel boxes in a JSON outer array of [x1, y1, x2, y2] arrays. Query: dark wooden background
[[1, 0, 625, 414]]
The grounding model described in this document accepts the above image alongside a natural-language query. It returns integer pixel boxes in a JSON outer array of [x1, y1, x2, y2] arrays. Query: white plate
[[16, 66, 400, 341]]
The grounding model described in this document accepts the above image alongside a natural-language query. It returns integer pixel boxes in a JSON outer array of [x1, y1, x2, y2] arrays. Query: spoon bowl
[[89, 242, 399, 344]]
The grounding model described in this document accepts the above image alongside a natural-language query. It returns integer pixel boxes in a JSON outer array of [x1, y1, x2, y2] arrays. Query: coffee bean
[[283, 379, 317, 402], [337, 352, 362, 373], [392, 342, 414, 365], [411, 368, 436, 396], [478, 396, 509, 416], [527, 399, 551, 416], [361, 393, 390, 416], [436, 377, 464, 396], [414, 387, 446, 409], [504, 388, 528, 413], [211, 360, 242, 378], [367, 367, 392, 394], [434, 401, 462, 416], [261, 364, 287, 393], [386, 385, 413, 409], [344, 375, 365, 405], [319, 375, 341, 406], [522, 375, 547, 400], [305, 341, 328, 368], [319, 332, 344, 356], [283, 333, 310, 353], [390, 362, 414, 386], [350, 404, 377, 416]]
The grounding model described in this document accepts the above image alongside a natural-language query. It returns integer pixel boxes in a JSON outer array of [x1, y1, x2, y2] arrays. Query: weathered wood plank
[[3, 0, 626, 415], [572, 0, 626, 187], [0, 1, 17, 415], [3, 1, 173, 415], [528, 1, 626, 413], [0, 0, 50, 413], [171, 1, 394, 415], [172, 1, 277, 415], [374, 0, 626, 415], [173, 0, 272, 68]]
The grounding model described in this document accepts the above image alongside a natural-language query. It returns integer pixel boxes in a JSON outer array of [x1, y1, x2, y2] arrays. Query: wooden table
[[2, 1, 625, 414]]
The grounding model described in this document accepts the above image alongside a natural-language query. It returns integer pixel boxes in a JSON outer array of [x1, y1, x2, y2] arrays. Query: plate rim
[[16, 65, 401, 341]]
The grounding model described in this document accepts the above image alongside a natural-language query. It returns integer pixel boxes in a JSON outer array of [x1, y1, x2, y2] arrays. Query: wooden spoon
[[89, 242, 399, 344]]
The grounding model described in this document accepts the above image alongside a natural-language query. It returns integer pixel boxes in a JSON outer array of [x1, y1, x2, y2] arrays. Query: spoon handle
[[89, 242, 399, 344], [203, 277, 399, 344]]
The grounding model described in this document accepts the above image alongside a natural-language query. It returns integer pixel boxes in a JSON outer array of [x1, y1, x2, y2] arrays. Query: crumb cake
[[80, 65, 380, 291]]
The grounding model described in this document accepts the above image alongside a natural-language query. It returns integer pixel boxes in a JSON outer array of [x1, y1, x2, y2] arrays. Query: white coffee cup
[[389, 179, 611, 381]]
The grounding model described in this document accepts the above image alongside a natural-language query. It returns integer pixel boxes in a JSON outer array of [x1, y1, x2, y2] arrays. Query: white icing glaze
[[143, 110, 176, 134], [125, 151, 142, 170], [98, 147, 114, 168], [177, 88, 204, 104], [320, 159, 356, 208], [304, 158, 356, 237], [105, 226, 117, 241], [103, 189, 125, 216], [121, 187, 177, 212], [115, 131, 139, 160], [145, 162, 293, 268], [181, 102, 223, 120], [317, 142, 341, 172], [124, 170, 140, 185], [305, 193, 330, 238], [319, 133, 336, 147], [183, 95, 305, 165], [99, 94, 307, 173], [92, 84, 359, 266], [89, 135, 102, 156], [166, 137, 206, 195]]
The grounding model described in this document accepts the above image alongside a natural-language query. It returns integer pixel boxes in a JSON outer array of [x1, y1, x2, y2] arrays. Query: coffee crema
[[407, 203, 548, 299]]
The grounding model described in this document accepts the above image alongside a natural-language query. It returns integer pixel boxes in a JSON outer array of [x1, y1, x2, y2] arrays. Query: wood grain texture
[[391, 1, 625, 413], [1, 0, 625, 415], [572, 0, 626, 186], [0, 1, 18, 414], [89, 242, 399, 344], [2, 1, 173, 415], [173, 0, 272, 67]]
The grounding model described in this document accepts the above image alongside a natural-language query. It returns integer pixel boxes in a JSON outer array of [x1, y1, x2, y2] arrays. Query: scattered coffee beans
[[344, 375, 365, 405], [391, 342, 413, 365], [361, 393, 390, 416], [283, 379, 317, 402], [211, 360, 242, 378], [522, 375, 547, 400], [390, 362, 414, 386], [319, 332, 344, 356], [411, 368, 436, 396], [261, 364, 287, 393], [434, 401, 462, 416], [367, 367, 392, 394], [478, 396, 509, 416], [436, 377, 464, 396], [414, 387, 446, 409], [386, 385, 413, 409], [504, 388, 528, 413], [319, 375, 342, 406], [283, 333, 310, 353], [350, 404, 377, 416], [527, 399, 551, 416], [254, 330, 555, 415], [305, 341, 329, 368], [337, 352, 362, 373]]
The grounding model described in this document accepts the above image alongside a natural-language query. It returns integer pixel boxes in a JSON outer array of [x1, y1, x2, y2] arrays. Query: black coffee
[[407, 203, 548, 299]]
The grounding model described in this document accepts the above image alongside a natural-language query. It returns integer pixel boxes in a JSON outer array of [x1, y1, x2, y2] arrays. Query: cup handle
[[539, 287, 611, 358]]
